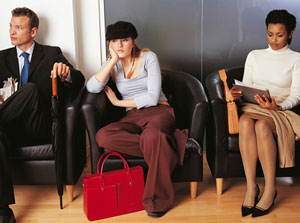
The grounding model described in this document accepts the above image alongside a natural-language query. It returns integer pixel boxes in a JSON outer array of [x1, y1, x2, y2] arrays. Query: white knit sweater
[[243, 45, 300, 110]]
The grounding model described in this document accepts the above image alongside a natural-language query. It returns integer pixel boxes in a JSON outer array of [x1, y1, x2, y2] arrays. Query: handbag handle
[[97, 151, 130, 175]]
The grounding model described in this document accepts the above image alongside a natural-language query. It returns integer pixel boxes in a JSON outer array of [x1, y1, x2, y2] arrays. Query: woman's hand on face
[[255, 95, 280, 111], [229, 87, 242, 101], [109, 43, 119, 64], [104, 86, 119, 106]]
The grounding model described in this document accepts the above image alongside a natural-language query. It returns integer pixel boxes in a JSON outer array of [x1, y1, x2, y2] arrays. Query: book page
[[234, 79, 267, 91]]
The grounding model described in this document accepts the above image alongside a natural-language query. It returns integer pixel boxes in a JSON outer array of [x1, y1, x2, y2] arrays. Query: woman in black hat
[[86, 21, 188, 218]]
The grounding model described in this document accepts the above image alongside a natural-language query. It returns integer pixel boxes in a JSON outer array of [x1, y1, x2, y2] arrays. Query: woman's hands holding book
[[229, 87, 242, 101], [255, 95, 280, 111], [229, 87, 280, 111]]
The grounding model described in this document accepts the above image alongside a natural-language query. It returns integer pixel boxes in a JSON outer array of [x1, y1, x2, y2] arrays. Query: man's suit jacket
[[0, 42, 85, 110]]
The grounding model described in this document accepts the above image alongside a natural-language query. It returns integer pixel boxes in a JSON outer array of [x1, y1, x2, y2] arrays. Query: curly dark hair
[[11, 7, 39, 30], [265, 9, 296, 44]]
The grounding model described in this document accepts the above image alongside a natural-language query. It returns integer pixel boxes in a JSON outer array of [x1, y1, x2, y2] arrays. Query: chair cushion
[[9, 144, 54, 160]]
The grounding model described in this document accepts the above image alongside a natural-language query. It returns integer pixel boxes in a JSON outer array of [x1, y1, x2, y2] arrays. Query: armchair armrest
[[81, 88, 109, 173], [189, 99, 209, 146], [162, 70, 208, 150], [60, 86, 86, 184], [80, 85, 126, 173], [205, 72, 229, 154]]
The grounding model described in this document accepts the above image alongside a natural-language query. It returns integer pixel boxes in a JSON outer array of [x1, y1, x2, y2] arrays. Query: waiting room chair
[[8, 84, 86, 207], [81, 69, 209, 198], [205, 66, 300, 195]]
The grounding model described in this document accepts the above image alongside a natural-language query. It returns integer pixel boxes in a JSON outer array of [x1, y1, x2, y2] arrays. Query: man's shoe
[[0, 208, 15, 223], [147, 210, 167, 218]]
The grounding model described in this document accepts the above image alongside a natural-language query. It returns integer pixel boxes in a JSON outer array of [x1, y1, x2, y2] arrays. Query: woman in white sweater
[[231, 10, 300, 217]]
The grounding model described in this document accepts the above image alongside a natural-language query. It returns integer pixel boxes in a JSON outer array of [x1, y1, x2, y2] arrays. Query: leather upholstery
[[8, 86, 86, 185], [81, 70, 208, 183], [205, 67, 300, 179]]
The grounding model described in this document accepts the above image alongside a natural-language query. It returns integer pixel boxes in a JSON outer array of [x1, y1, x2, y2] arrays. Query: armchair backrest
[[205, 67, 245, 162], [83, 70, 206, 133]]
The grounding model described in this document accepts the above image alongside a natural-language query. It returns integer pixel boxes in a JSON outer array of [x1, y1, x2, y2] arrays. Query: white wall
[[74, 0, 103, 79], [0, 0, 104, 80]]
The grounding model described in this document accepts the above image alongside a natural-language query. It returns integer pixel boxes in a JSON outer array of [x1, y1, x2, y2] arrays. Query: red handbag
[[83, 151, 145, 221]]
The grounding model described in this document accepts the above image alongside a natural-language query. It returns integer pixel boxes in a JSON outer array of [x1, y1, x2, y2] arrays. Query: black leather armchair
[[205, 66, 300, 194], [81, 70, 208, 198], [7, 85, 86, 204]]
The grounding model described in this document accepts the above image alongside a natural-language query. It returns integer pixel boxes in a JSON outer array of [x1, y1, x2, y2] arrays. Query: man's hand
[[51, 62, 70, 82], [255, 95, 280, 111]]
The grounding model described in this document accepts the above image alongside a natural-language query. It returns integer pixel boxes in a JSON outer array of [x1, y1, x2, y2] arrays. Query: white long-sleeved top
[[243, 45, 300, 110], [87, 51, 167, 110]]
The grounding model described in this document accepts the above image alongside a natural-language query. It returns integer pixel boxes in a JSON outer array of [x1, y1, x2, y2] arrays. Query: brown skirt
[[241, 112, 276, 133]]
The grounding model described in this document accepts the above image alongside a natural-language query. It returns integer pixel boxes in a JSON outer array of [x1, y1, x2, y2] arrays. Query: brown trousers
[[96, 104, 187, 212]]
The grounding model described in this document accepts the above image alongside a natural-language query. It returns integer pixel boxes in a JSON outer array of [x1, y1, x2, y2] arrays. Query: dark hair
[[11, 7, 39, 30], [265, 9, 296, 44], [106, 21, 138, 41]]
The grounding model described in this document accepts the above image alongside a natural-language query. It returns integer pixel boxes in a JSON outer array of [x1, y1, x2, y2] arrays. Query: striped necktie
[[21, 52, 30, 85]]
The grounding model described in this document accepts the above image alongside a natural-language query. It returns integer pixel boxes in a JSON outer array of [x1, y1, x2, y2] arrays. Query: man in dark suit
[[0, 7, 85, 223]]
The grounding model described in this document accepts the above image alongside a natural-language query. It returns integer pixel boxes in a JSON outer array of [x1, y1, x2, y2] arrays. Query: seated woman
[[231, 10, 300, 217], [86, 21, 188, 218]]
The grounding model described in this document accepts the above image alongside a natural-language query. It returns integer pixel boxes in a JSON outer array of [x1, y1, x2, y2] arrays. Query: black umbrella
[[51, 75, 64, 209]]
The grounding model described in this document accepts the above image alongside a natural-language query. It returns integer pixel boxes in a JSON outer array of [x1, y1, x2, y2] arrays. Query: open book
[[0, 77, 18, 103], [233, 79, 270, 104]]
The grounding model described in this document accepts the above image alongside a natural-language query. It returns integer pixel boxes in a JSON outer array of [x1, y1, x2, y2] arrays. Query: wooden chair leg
[[216, 178, 224, 195], [190, 181, 198, 199], [65, 185, 74, 202]]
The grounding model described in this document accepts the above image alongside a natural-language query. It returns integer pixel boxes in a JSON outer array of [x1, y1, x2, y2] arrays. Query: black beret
[[106, 21, 138, 41]]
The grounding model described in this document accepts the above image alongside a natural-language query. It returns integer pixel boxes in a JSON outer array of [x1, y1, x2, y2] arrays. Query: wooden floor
[[12, 153, 300, 223]]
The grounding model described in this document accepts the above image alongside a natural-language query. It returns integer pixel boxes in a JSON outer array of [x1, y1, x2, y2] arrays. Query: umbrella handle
[[52, 74, 57, 96]]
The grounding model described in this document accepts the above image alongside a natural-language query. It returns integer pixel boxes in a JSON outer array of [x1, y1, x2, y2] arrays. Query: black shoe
[[241, 184, 260, 217], [0, 208, 16, 223], [147, 210, 167, 218], [252, 190, 277, 218], [185, 138, 202, 157]]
